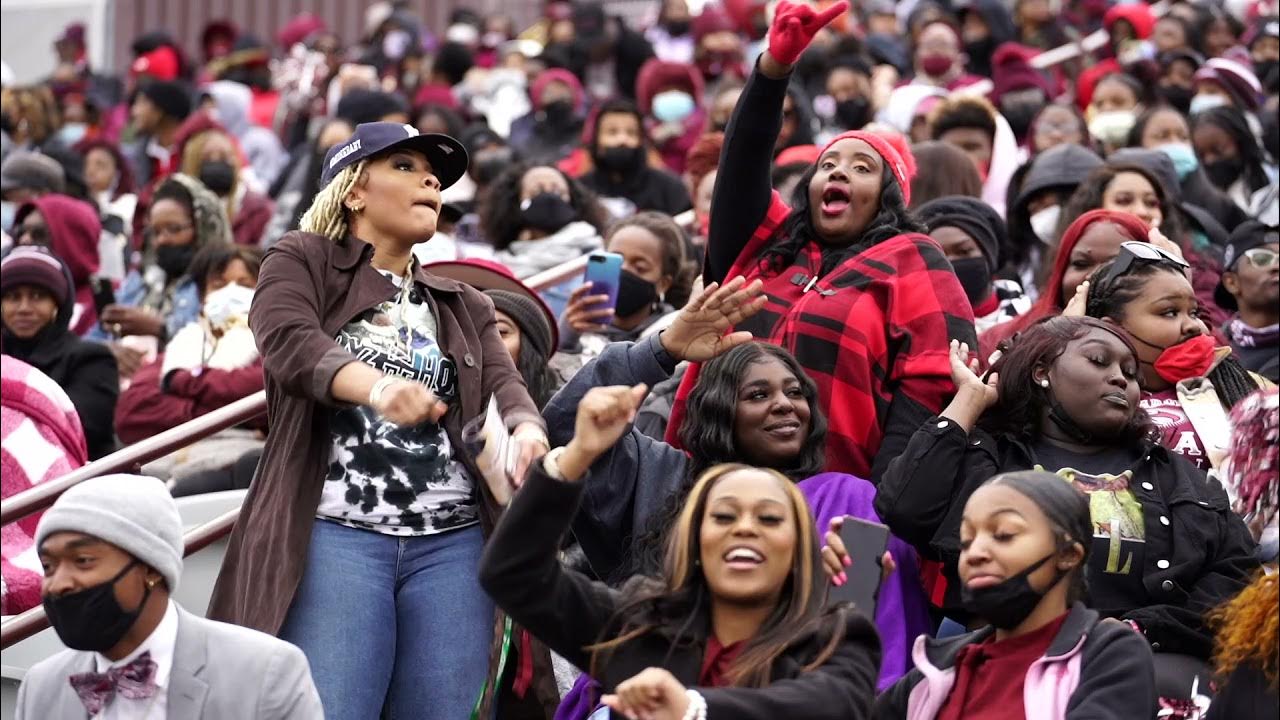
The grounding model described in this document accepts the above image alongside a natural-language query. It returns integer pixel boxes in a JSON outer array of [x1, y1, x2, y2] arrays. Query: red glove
[[766, 0, 849, 66]]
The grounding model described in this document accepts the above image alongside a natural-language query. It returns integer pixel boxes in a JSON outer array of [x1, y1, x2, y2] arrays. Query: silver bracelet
[[681, 689, 707, 720], [368, 376, 397, 408]]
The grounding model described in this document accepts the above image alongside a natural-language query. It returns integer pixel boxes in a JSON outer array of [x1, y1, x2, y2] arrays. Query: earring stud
[[1040, 379, 1050, 388]]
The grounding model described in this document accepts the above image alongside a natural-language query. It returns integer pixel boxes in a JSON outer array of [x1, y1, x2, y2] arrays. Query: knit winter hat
[[915, 196, 1007, 272], [0, 245, 72, 308], [486, 289, 556, 362], [36, 474, 184, 591], [1195, 58, 1264, 111], [818, 129, 918, 206], [137, 80, 194, 121]]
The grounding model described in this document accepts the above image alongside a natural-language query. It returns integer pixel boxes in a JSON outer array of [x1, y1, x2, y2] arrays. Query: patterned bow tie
[[69, 651, 158, 715]]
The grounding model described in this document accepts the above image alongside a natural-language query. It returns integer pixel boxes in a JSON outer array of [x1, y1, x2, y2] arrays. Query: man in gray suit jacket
[[15, 474, 323, 719]]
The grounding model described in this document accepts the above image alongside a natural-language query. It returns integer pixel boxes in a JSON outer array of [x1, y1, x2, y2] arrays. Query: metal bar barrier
[[0, 508, 241, 649], [0, 391, 268, 527]]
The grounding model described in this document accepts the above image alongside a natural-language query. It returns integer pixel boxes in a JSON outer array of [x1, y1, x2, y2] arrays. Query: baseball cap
[[1215, 221, 1279, 311], [319, 121, 468, 190]]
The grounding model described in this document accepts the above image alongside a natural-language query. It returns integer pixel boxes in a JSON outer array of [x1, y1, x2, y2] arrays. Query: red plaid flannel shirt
[[667, 192, 976, 479]]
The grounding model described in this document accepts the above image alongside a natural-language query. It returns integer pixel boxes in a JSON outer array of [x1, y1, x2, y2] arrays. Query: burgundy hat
[[0, 246, 72, 308], [1195, 58, 1263, 111], [424, 259, 559, 353]]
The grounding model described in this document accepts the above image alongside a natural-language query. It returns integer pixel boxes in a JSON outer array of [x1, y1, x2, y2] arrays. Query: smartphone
[[582, 251, 623, 314], [827, 517, 890, 617], [90, 276, 115, 315]]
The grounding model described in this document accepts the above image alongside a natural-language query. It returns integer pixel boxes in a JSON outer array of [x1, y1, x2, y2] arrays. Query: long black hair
[[1058, 163, 1185, 249], [623, 343, 828, 580], [515, 341, 559, 409], [477, 161, 612, 250], [1085, 259, 1261, 410], [981, 315, 1157, 445], [761, 164, 924, 277], [981, 471, 1092, 604], [1191, 106, 1272, 193]]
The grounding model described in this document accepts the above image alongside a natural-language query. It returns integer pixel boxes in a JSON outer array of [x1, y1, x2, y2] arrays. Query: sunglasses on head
[[1096, 241, 1189, 287]]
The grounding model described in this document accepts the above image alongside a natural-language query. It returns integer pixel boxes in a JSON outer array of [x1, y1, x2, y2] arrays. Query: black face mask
[[1159, 84, 1194, 115], [541, 99, 577, 129], [664, 20, 691, 36], [951, 257, 993, 308], [615, 268, 658, 316], [960, 552, 1061, 630], [1254, 60, 1278, 89], [155, 243, 197, 279], [1002, 100, 1046, 142], [965, 38, 996, 66], [521, 192, 578, 234], [197, 160, 236, 196], [472, 147, 515, 185], [44, 560, 150, 652], [835, 97, 872, 130], [1203, 156, 1244, 189], [594, 145, 645, 174]]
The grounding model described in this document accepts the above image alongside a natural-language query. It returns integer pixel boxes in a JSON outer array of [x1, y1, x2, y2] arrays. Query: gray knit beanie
[[36, 474, 184, 591], [485, 289, 555, 362]]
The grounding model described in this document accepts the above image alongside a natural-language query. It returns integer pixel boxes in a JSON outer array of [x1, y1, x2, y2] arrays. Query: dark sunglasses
[[1096, 241, 1189, 287]]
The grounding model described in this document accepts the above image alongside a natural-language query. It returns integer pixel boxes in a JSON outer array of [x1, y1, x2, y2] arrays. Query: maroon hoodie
[[16, 195, 102, 336]]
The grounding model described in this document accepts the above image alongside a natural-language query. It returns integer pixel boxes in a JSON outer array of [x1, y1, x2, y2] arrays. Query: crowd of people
[[1, 0, 1278, 718]]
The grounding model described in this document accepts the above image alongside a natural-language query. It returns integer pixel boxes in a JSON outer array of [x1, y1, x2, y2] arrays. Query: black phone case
[[826, 517, 890, 617]]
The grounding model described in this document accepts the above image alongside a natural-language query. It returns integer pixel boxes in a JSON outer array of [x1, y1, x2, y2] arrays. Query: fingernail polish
[[833, 576, 844, 586], [837, 572, 847, 584], [842, 555, 852, 567]]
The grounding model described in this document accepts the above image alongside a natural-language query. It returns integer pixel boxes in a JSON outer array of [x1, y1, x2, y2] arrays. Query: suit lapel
[[54, 653, 97, 719], [166, 608, 210, 719]]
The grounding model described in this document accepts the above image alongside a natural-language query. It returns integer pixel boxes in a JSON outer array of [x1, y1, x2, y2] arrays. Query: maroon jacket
[[232, 190, 274, 246], [113, 356, 266, 445]]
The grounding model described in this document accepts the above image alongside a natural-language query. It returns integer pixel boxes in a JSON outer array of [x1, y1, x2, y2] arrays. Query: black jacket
[[873, 416, 1259, 659], [873, 603, 1156, 720], [580, 164, 692, 216], [1, 264, 118, 459], [479, 462, 882, 719]]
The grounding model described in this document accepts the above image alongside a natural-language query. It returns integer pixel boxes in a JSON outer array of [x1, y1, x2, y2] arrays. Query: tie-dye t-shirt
[[1033, 441, 1147, 618], [317, 273, 477, 535]]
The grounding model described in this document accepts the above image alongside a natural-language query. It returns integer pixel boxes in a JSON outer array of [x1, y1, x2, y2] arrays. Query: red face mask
[[920, 54, 954, 78], [1149, 334, 1216, 385]]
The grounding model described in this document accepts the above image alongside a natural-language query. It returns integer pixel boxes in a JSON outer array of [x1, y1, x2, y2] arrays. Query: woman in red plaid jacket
[[667, 1, 977, 483]]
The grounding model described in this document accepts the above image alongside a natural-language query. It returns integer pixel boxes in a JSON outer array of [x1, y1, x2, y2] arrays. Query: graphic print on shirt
[[1140, 390, 1210, 470], [320, 292, 477, 536], [1043, 466, 1146, 575]]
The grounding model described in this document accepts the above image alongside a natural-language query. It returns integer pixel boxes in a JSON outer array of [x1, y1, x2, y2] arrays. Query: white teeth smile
[[724, 548, 764, 563]]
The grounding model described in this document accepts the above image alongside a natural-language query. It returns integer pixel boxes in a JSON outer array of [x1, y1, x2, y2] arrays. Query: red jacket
[[114, 355, 266, 445]]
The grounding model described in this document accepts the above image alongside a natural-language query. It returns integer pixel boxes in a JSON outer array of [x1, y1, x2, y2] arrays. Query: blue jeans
[[279, 519, 494, 720]]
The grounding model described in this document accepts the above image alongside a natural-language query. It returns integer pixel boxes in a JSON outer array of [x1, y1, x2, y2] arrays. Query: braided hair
[[1085, 259, 1261, 410], [298, 160, 367, 241]]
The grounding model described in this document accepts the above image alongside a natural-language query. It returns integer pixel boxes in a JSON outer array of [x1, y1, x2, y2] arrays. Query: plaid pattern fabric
[[668, 192, 976, 478], [1, 355, 87, 615]]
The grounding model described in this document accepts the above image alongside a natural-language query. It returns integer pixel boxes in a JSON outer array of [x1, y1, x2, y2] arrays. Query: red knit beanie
[[818, 130, 917, 205]]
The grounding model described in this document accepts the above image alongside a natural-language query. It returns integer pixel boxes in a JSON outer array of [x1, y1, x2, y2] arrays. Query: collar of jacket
[[332, 234, 465, 294], [919, 602, 1099, 671]]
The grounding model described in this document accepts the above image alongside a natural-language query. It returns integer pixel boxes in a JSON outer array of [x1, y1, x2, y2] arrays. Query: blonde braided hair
[[299, 161, 367, 241]]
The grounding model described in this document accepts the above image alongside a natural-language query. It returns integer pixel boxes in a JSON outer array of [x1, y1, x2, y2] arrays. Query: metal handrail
[[0, 391, 267, 526], [0, 509, 241, 649]]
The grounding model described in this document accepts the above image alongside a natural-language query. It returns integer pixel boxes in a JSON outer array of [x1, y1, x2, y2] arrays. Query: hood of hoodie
[[877, 84, 948, 136], [14, 194, 100, 287], [636, 59, 706, 117], [967, 0, 1017, 46], [161, 173, 234, 252], [202, 80, 254, 138], [1015, 144, 1104, 211]]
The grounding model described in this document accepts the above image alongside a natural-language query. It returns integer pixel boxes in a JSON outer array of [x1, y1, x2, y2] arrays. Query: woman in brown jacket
[[207, 122, 548, 720]]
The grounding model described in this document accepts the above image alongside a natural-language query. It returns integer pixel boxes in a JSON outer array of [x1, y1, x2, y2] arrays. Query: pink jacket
[[1, 355, 88, 614], [878, 604, 1156, 720]]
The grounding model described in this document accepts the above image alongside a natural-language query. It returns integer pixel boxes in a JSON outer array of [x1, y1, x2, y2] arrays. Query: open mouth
[[820, 185, 851, 217], [1101, 392, 1130, 409], [723, 545, 765, 570]]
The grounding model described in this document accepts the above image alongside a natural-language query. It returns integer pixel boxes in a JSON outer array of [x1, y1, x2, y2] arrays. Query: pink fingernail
[[833, 576, 844, 586], [842, 555, 852, 567], [837, 572, 848, 584]]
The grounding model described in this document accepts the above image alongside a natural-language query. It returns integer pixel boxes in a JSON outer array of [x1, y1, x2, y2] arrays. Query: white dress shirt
[[92, 599, 178, 720]]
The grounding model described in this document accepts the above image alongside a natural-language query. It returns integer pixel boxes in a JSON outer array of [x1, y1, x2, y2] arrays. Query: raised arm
[[706, 1, 848, 283]]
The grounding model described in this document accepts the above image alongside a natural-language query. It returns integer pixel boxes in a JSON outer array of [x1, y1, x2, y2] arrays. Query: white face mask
[[1189, 93, 1229, 116], [1029, 204, 1062, 244], [203, 283, 254, 328]]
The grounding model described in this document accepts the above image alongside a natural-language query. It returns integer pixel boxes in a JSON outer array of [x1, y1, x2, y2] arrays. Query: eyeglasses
[[1240, 247, 1279, 270], [1097, 241, 1189, 287]]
